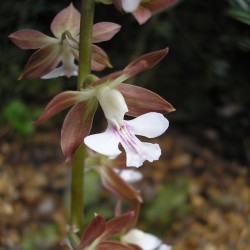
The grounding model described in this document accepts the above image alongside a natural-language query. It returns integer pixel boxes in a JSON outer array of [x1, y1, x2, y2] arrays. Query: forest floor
[[0, 129, 249, 250]]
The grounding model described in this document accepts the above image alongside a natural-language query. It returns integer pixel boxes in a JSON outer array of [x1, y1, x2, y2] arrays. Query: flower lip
[[84, 112, 169, 168]]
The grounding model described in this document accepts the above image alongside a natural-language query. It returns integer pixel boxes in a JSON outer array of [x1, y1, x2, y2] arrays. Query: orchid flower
[[34, 48, 175, 163], [84, 86, 169, 167], [97, 0, 181, 24], [122, 229, 172, 250], [9, 3, 121, 79], [74, 211, 141, 250], [118, 168, 143, 183]]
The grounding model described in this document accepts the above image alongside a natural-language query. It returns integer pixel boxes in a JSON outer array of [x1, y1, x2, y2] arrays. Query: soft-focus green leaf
[[144, 179, 190, 228], [20, 224, 58, 250], [3, 100, 36, 135], [227, 7, 250, 25]]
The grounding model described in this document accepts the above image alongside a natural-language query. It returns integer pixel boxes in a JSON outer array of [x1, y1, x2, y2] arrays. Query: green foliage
[[227, 1, 250, 33], [20, 224, 58, 250], [143, 179, 190, 229], [84, 171, 101, 206], [227, 7, 250, 25], [3, 100, 39, 135], [84, 171, 114, 224]]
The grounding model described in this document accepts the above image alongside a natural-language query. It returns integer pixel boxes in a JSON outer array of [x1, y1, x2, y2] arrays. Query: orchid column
[[71, 0, 95, 234]]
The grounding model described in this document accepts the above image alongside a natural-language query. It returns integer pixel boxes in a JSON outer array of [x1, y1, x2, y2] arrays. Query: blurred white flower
[[122, 228, 172, 250]]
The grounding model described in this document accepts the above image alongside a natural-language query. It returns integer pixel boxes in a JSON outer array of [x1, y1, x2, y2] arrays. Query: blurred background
[[0, 0, 250, 249]]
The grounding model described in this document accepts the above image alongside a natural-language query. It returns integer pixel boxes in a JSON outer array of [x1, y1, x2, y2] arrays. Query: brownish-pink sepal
[[61, 99, 98, 162], [132, 6, 152, 25], [97, 241, 141, 250], [132, 0, 180, 25], [128, 201, 141, 230], [92, 22, 121, 43], [34, 91, 83, 125], [91, 70, 124, 88], [102, 211, 136, 239], [19, 43, 62, 80], [124, 48, 169, 78], [99, 166, 143, 202], [50, 3, 80, 38], [145, 0, 181, 12], [77, 214, 106, 250], [90, 48, 169, 88], [91, 44, 112, 71], [119, 83, 175, 117], [115, 201, 141, 230], [8, 29, 57, 49]]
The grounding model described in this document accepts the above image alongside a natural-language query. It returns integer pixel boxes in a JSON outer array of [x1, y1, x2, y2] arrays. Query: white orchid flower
[[117, 168, 143, 183], [35, 49, 174, 161], [84, 86, 169, 167], [122, 228, 172, 250], [9, 3, 121, 79]]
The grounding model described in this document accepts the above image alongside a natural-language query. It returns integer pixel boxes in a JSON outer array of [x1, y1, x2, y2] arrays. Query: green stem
[[71, 145, 85, 234], [77, 0, 95, 89], [71, 0, 95, 235]]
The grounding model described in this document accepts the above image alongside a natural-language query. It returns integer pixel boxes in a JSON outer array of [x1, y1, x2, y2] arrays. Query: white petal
[[142, 142, 161, 162], [63, 63, 78, 78], [122, 0, 141, 12], [118, 169, 143, 183], [42, 42, 78, 79], [84, 127, 121, 157], [122, 140, 161, 168], [41, 64, 78, 79], [42, 66, 65, 79], [122, 229, 162, 250], [126, 150, 144, 168], [157, 244, 172, 250], [126, 112, 169, 138]]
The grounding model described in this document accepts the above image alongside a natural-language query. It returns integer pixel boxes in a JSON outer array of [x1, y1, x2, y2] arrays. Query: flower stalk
[[78, 0, 95, 89], [71, 0, 95, 235]]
